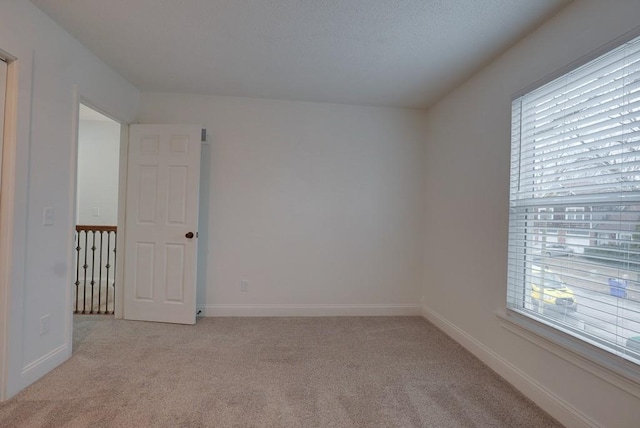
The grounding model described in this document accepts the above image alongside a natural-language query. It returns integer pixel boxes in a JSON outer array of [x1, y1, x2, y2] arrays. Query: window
[[508, 33, 640, 366], [566, 207, 585, 221]]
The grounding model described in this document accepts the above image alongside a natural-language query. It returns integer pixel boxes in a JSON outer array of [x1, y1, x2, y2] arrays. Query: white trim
[[422, 305, 598, 428], [114, 124, 128, 319], [198, 304, 422, 317], [498, 310, 640, 400], [65, 86, 80, 367], [4, 49, 33, 400], [20, 344, 69, 389], [0, 50, 17, 402]]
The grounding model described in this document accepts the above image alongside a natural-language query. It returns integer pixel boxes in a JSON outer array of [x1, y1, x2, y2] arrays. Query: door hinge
[[201, 129, 207, 142]]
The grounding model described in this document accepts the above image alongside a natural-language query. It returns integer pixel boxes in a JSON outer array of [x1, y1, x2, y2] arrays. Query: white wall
[[77, 119, 120, 226], [422, 1, 640, 427], [138, 93, 426, 316], [0, 0, 138, 398]]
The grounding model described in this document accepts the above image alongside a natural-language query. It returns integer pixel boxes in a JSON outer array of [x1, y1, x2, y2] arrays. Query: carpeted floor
[[0, 316, 562, 427]]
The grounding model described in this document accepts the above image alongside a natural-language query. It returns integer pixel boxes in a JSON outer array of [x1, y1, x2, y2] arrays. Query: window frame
[[505, 26, 640, 389]]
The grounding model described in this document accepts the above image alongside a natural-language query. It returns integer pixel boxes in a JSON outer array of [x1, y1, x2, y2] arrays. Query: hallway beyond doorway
[[74, 104, 121, 315]]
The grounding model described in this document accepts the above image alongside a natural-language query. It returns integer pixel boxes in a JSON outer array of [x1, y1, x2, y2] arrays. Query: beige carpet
[[0, 316, 562, 427]]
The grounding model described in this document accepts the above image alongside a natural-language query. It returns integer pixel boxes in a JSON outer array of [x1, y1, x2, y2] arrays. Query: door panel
[[137, 166, 158, 222], [167, 166, 187, 224], [134, 242, 155, 301], [124, 124, 201, 324], [164, 244, 185, 302]]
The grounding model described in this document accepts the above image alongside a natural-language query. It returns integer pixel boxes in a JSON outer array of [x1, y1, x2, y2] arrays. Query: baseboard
[[20, 344, 70, 390], [422, 305, 599, 428], [198, 304, 422, 317]]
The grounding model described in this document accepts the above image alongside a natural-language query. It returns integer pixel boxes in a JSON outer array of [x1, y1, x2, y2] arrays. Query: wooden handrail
[[76, 225, 117, 232]]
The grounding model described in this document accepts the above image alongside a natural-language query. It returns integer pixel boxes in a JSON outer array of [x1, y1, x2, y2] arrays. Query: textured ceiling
[[32, 0, 569, 108]]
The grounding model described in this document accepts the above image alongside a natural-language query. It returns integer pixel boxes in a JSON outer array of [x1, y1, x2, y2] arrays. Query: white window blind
[[508, 34, 640, 365]]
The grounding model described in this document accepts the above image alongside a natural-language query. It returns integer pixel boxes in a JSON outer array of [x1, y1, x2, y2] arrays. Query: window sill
[[497, 309, 640, 399]]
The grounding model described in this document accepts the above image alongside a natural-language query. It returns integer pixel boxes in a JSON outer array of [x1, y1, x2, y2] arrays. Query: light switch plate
[[43, 207, 54, 226]]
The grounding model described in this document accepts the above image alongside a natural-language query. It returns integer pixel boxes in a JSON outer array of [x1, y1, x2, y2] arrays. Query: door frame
[[114, 120, 129, 319], [0, 50, 18, 401], [67, 89, 129, 341]]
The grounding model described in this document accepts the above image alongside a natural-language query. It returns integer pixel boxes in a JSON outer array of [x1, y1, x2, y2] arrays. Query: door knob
[[185, 232, 194, 239]]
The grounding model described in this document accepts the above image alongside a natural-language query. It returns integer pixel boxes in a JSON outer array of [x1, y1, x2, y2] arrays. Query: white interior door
[[123, 124, 201, 324]]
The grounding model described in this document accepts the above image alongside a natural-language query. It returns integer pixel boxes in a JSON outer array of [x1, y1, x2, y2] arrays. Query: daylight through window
[[508, 34, 640, 365]]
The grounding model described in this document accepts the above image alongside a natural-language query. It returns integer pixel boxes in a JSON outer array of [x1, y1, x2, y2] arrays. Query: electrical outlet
[[40, 314, 50, 336], [92, 207, 100, 217], [241, 280, 249, 293]]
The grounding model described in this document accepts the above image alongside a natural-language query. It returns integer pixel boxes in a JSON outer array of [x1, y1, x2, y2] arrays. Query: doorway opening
[[74, 104, 121, 315]]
